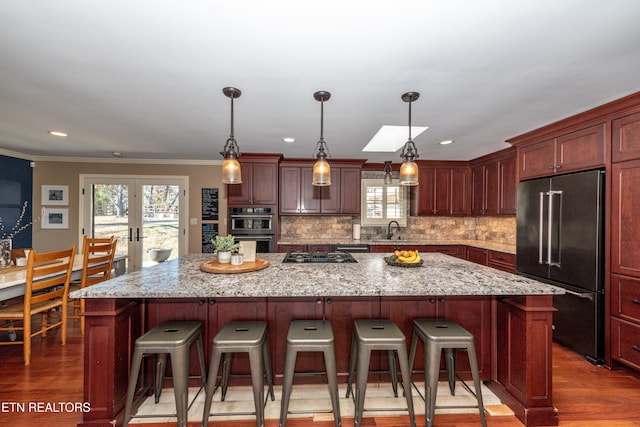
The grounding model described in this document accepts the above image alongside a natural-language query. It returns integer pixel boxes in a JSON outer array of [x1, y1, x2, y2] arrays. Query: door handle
[[547, 190, 562, 267], [129, 228, 133, 242], [539, 192, 545, 264], [135, 228, 140, 242], [563, 289, 594, 301]]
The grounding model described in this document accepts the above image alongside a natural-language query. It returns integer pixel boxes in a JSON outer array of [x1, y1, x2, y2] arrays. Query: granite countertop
[[277, 239, 516, 254], [72, 253, 561, 299]]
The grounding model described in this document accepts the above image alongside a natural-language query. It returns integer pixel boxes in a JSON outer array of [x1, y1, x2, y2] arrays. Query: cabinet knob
[[429, 298, 436, 304], [316, 299, 322, 305], [209, 299, 216, 305], [555, 165, 561, 169], [439, 297, 445, 303], [326, 298, 333, 305], [198, 300, 205, 305], [549, 165, 555, 170]]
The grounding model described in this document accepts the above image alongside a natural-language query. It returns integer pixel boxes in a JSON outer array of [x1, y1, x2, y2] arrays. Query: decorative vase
[[217, 251, 231, 264], [0, 238, 12, 268], [231, 254, 243, 266]]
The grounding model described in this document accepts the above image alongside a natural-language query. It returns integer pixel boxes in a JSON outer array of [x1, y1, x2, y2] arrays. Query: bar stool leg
[[202, 348, 223, 427], [154, 353, 168, 403], [408, 330, 418, 374], [444, 348, 456, 395], [425, 340, 441, 427], [279, 346, 298, 427], [354, 346, 371, 427], [323, 346, 342, 427], [196, 334, 207, 385], [221, 352, 233, 401], [396, 346, 416, 427], [263, 333, 275, 401], [466, 345, 488, 427], [346, 333, 357, 398], [172, 347, 190, 427], [248, 346, 266, 427], [123, 349, 144, 427], [387, 350, 398, 397]]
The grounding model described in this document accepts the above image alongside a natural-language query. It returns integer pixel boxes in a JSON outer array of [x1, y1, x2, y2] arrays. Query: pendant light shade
[[220, 87, 243, 184], [383, 161, 393, 185], [399, 92, 420, 186], [312, 91, 332, 186]]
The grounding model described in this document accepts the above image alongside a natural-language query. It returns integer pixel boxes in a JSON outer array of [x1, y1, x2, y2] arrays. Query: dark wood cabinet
[[611, 159, 640, 277], [410, 162, 470, 216], [471, 147, 516, 215], [518, 124, 605, 180], [421, 244, 465, 259], [487, 250, 516, 273], [613, 111, 640, 163], [466, 246, 488, 265], [227, 154, 282, 207], [280, 160, 363, 215], [611, 274, 640, 371], [277, 244, 306, 253], [277, 243, 334, 253]]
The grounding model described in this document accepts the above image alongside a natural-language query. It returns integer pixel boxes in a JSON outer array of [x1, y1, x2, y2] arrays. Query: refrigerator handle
[[563, 288, 594, 301], [548, 190, 563, 267], [539, 191, 545, 264]]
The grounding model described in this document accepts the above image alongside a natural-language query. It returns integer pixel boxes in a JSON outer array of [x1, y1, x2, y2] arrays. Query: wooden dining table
[[0, 254, 126, 302]]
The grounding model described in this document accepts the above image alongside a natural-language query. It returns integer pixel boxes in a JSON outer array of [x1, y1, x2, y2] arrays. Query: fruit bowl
[[384, 256, 423, 268]]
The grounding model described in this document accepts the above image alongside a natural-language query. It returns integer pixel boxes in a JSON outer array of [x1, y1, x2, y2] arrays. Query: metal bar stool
[[280, 320, 341, 427], [408, 318, 487, 427], [123, 321, 206, 427], [202, 320, 275, 427], [346, 319, 416, 427]]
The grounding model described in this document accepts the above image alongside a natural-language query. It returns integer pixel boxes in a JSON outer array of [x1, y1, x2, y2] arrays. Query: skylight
[[361, 125, 428, 152]]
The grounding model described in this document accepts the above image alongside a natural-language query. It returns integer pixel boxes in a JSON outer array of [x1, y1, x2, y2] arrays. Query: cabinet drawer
[[611, 275, 640, 323], [423, 245, 464, 258], [488, 250, 516, 273], [611, 317, 640, 371]]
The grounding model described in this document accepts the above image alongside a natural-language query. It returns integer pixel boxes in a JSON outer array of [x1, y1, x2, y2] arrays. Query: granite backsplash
[[280, 215, 516, 245]]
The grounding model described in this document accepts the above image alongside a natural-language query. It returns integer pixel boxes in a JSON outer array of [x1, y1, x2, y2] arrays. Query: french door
[[80, 175, 188, 272]]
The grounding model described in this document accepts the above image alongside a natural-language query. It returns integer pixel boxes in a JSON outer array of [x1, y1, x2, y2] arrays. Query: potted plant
[[211, 235, 240, 264]]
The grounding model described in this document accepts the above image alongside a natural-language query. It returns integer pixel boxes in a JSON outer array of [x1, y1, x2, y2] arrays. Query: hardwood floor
[[1, 320, 640, 427]]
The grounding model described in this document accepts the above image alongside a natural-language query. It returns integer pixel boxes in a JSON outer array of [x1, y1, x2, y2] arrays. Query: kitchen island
[[73, 253, 563, 427]]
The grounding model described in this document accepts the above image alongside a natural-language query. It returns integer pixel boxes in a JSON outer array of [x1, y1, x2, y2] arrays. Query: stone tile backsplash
[[280, 215, 516, 245]]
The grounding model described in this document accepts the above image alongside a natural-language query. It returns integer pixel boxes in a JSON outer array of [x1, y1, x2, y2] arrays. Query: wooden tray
[[199, 258, 270, 274]]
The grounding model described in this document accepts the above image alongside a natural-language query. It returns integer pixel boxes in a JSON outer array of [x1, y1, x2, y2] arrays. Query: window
[[361, 179, 407, 226]]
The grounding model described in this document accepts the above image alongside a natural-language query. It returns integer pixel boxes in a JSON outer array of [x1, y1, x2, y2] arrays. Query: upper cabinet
[[470, 147, 517, 216], [227, 154, 282, 207], [410, 162, 470, 216], [279, 159, 364, 215], [612, 111, 640, 163], [517, 124, 606, 180]]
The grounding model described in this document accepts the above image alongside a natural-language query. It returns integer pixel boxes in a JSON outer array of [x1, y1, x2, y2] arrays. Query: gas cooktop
[[282, 251, 358, 263]]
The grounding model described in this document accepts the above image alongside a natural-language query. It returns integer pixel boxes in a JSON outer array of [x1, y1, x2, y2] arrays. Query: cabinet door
[[411, 168, 435, 215], [612, 160, 640, 277], [318, 168, 341, 213], [300, 168, 320, 214], [227, 162, 253, 205], [340, 167, 361, 214], [450, 167, 470, 215], [437, 296, 492, 379], [252, 162, 278, 205], [433, 168, 452, 215], [483, 161, 499, 215], [519, 139, 556, 180], [611, 274, 640, 324], [488, 250, 516, 273], [277, 244, 306, 253], [556, 124, 605, 173], [466, 246, 488, 265], [612, 111, 640, 162], [324, 297, 380, 379], [279, 167, 301, 214], [471, 165, 485, 215], [268, 298, 324, 382], [498, 156, 517, 215]]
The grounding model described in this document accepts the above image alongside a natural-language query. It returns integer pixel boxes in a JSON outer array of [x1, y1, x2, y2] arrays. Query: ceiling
[[1, 1, 640, 164]]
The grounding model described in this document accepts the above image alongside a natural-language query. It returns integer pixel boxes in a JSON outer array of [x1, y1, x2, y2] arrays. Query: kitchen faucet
[[386, 220, 401, 240]]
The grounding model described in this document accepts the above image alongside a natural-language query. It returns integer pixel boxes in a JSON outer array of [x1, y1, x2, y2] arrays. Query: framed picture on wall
[[41, 185, 69, 205], [42, 207, 69, 229]]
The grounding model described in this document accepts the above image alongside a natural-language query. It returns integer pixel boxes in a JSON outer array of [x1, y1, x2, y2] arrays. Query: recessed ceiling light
[[361, 125, 428, 152], [283, 137, 296, 143], [48, 130, 68, 137], [439, 140, 454, 145], [112, 151, 123, 157]]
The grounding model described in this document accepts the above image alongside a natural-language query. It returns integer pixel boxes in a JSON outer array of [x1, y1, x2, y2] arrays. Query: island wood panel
[[268, 297, 324, 383]]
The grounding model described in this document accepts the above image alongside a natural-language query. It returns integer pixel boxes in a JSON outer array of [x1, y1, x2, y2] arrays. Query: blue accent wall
[[0, 155, 33, 249]]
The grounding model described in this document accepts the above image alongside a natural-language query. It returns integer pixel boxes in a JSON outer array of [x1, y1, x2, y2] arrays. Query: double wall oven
[[228, 207, 275, 253]]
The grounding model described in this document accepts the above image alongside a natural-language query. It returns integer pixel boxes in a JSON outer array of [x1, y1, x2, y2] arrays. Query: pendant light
[[399, 92, 420, 186], [383, 161, 393, 185], [220, 87, 242, 184], [312, 91, 331, 186]]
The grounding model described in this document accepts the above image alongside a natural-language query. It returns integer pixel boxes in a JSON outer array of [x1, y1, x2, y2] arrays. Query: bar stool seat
[[408, 318, 487, 427], [123, 321, 206, 427], [202, 320, 275, 427], [346, 319, 416, 427], [280, 320, 341, 427]]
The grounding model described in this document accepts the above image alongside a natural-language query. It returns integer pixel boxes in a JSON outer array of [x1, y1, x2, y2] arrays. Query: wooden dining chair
[[0, 246, 76, 365], [68, 236, 117, 334], [10, 248, 33, 265]]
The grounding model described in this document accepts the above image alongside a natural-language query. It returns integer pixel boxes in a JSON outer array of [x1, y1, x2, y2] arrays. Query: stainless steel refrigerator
[[516, 169, 605, 364]]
